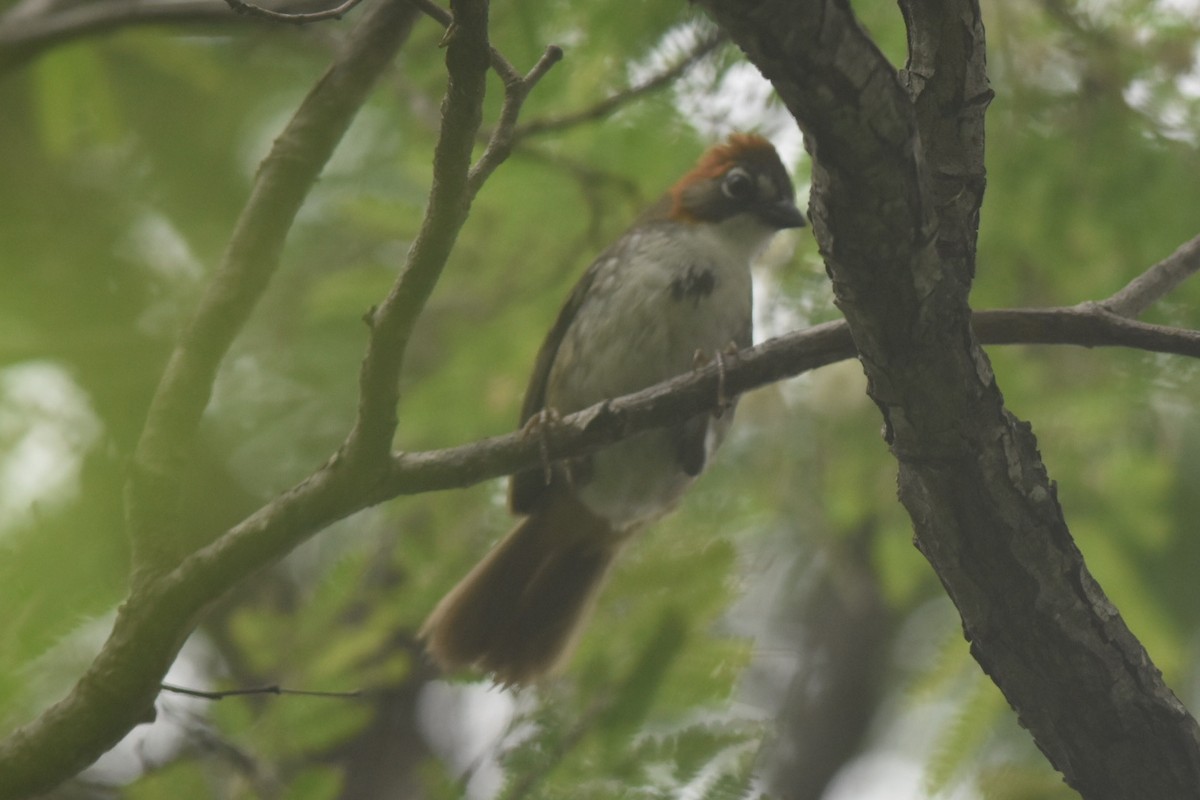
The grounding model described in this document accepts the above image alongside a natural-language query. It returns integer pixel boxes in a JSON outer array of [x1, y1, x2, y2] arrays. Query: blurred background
[[1, 0, 1199, 798]]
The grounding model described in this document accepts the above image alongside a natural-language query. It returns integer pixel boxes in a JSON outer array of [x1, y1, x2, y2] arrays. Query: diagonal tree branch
[[162, 263, 1200, 599], [467, 45, 564, 194], [0, 0, 421, 795], [338, 0, 492, 469], [372, 302, 1200, 502], [341, 0, 559, 468], [1099, 233, 1200, 318], [0, 1, 567, 794], [126, 0, 419, 570]]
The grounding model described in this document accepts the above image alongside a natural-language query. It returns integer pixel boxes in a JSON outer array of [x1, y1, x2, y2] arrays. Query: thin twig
[[513, 30, 726, 140], [127, 0, 419, 570], [161, 682, 363, 700], [1099, 233, 1200, 319], [341, 0, 492, 467], [225, 0, 363, 24], [0, 6, 420, 793], [344, 0, 560, 465]]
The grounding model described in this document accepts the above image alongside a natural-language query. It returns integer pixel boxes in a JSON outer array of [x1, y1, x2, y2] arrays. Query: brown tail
[[419, 492, 626, 686]]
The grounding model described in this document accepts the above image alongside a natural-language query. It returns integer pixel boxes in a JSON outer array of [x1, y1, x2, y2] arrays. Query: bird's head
[[668, 133, 806, 231]]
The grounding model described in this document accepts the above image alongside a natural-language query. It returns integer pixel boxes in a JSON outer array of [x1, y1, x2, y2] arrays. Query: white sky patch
[[628, 21, 806, 167], [418, 680, 528, 800], [0, 362, 101, 534], [824, 751, 980, 800], [1117, 0, 1200, 143], [127, 211, 205, 285], [626, 21, 712, 86], [753, 266, 810, 344], [751, 238, 833, 409], [123, 211, 206, 337], [751, 238, 829, 345], [22, 616, 220, 789], [676, 60, 806, 166], [1154, 0, 1200, 15], [1124, 60, 1200, 144], [83, 641, 217, 786]]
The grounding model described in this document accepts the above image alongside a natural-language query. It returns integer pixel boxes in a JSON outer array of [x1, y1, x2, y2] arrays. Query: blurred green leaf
[[124, 760, 212, 800], [286, 765, 344, 800]]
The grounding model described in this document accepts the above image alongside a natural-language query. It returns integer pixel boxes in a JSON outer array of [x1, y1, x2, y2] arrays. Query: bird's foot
[[693, 343, 741, 417], [521, 407, 564, 486]]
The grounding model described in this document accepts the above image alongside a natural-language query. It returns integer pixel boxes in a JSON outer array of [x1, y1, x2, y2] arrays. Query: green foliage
[[124, 761, 213, 800], [286, 766, 345, 800], [498, 700, 763, 800], [924, 674, 1011, 796]]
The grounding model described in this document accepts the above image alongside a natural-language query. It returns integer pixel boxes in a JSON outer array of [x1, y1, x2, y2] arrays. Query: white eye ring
[[721, 167, 755, 201]]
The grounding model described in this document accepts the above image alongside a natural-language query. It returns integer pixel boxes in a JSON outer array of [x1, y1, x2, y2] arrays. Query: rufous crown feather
[[665, 133, 803, 229], [675, 133, 778, 187]]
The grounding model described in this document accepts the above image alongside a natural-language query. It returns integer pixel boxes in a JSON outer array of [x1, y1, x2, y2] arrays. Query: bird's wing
[[509, 257, 603, 515]]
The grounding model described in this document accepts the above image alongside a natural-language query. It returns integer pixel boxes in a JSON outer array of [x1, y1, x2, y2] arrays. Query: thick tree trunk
[[697, 1, 1200, 797]]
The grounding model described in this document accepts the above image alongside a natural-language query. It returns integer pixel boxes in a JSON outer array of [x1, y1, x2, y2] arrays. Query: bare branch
[[127, 0, 418, 569], [340, 0, 491, 469], [468, 45, 564, 194], [225, 0, 363, 24], [1100, 233, 1200, 318], [410, 0, 565, 155], [160, 682, 363, 700], [376, 304, 1200, 500], [344, 0, 560, 465], [974, 305, 1200, 356], [0, 3, 420, 795], [0, 2, 563, 791]]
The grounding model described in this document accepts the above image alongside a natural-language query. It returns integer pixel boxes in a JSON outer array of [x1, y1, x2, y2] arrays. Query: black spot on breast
[[670, 265, 716, 305]]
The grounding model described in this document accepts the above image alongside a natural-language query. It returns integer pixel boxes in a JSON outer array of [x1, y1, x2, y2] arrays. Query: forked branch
[[343, 0, 561, 465], [126, 0, 421, 570], [0, 1, 563, 795]]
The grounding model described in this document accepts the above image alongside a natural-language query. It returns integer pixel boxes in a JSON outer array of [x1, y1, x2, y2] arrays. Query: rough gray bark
[[695, 0, 1200, 797]]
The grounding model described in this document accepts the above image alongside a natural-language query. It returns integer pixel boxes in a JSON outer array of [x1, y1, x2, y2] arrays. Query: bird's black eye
[[721, 167, 755, 202]]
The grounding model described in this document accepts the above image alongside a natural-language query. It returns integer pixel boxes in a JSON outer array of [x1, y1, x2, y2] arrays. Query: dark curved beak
[[760, 198, 807, 230]]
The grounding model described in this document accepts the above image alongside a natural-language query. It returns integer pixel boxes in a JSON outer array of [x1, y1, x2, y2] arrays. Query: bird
[[419, 133, 805, 686]]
